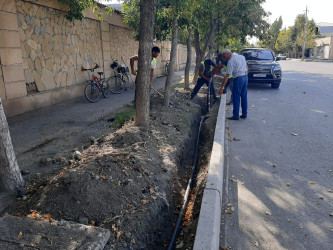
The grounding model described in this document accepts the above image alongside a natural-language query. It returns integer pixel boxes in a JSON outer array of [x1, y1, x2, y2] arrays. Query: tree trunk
[[0, 97, 24, 192], [163, 15, 178, 106], [192, 15, 217, 84], [192, 29, 202, 85], [134, 0, 156, 127], [184, 27, 192, 91]]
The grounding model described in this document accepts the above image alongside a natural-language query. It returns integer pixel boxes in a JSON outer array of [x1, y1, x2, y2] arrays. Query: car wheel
[[271, 82, 280, 89]]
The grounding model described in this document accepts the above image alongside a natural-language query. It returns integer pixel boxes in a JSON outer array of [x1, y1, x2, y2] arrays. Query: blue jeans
[[191, 78, 217, 99], [232, 76, 248, 118]]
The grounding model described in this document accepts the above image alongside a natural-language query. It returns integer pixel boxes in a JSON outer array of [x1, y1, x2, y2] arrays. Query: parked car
[[276, 54, 287, 60], [240, 48, 282, 89]]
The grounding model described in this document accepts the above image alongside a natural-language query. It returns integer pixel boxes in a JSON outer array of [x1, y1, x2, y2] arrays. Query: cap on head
[[221, 49, 232, 54]]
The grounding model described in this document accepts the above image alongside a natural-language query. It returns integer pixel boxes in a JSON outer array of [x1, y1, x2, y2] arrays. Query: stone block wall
[[0, 0, 195, 117], [16, 1, 103, 92], [0, 0, 27, 101], [106, 24, 139, 78]]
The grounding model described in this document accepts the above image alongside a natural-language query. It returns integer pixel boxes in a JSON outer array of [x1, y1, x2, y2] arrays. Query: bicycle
[[106, 60, 131, 94], [81, 64, 110, 103]]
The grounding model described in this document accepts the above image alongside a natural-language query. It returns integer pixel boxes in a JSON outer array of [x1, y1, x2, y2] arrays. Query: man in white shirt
[[130, 46, 160, 104], [218, 49, 248, 120]]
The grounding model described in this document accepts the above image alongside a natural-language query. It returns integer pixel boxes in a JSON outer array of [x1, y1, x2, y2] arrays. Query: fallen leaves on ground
[[17, 231, 23, 239]]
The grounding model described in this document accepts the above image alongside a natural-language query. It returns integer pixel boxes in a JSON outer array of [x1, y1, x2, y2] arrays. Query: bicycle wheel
[[102, 80, 110, 98], [84, 81, 100, 103], [122, 74, 130, 91], [108, 76, 125, 94]]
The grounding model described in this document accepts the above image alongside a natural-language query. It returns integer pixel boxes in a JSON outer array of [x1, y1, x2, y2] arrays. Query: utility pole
[[301, 6, 308, 60]]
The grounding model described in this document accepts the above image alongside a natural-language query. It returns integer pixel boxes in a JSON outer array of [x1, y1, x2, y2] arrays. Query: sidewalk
[[7, 70, 185, 160]]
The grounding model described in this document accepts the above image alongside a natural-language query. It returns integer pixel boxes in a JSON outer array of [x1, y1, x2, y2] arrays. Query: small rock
[[59, 220, 66, 226], [126, 232, 132, 238], [17, 189, 31, 198], [46, 158, 52, 162], [39, 158, 48, 166], [176, 241, 184, 249], [21, 170, 30, 176], [90, 136, 96, 144], [95, 176, 100, 180], [73, 151, 82, 160], [78, 217, 89, 225], [76, 200, 81, 205], [22, 196, 27, 201]]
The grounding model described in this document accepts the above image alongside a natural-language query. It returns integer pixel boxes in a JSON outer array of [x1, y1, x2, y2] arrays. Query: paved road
[[220, 60, 333, 249]]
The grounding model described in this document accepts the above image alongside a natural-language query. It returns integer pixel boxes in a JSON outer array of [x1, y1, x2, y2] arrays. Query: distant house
[[312, 22, 333, 59]]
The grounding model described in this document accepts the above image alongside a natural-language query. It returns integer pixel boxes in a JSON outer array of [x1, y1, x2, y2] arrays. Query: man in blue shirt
[[190, 59, 219, 100], [218, 49, 248, 120]]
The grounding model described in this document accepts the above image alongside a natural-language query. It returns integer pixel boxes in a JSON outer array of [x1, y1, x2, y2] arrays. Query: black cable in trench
[[168, 114, 208, 250]]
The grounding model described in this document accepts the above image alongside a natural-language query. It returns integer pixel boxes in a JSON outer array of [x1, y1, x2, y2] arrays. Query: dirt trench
[[2, 81, 222, 249]]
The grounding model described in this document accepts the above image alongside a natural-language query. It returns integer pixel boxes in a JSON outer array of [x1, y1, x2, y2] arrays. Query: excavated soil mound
[[8, 87, 205, 249]]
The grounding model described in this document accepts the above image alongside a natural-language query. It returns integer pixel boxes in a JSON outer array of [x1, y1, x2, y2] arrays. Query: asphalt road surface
[[220, 60, 333, 250]]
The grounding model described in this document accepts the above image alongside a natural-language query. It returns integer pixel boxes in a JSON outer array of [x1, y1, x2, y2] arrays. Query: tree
[[260, 17, 283, 52], [191, 0, 269, 84], [184, 27, 192, 90], [134, 0, 156, 127], [275, 14, 317, 57], [58, 0, 113, 21], [164, 15, 178, 106], [0, 98, 24, 192]]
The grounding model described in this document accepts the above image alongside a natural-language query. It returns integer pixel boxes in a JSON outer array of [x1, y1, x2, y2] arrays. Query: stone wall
[[0, 0, 195, 117], [16, 1, 103, 92], [0, 0, 26, 103]]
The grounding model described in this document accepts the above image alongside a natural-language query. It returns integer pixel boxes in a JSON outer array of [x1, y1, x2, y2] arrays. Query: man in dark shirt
[[190, 59, 219, 100]]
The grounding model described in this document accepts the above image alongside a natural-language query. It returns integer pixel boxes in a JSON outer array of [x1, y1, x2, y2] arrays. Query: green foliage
[[57, 0, 113, 21], [113, 108, 136, 128], [275, 14, 318, 55], [259, 16, 283, 52], [122, 0, 269, 52]]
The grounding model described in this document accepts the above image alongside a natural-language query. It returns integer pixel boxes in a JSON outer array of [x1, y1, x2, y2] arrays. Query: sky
[[263, 0, 332, 28], [102, 0, 332, 27]]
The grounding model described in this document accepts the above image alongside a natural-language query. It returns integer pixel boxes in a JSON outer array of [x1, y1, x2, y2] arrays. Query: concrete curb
[[193, 94, 226, 250]]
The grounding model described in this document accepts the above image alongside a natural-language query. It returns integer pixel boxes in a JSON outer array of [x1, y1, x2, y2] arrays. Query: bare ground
[[1, 78, 221, 249]]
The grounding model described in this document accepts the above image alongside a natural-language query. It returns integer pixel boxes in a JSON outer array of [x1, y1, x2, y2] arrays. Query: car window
[[242, 50, 274, 60]]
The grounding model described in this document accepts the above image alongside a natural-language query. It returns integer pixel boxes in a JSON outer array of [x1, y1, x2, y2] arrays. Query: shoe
[[227, 116, 239, 120], [226, 101, 232, 105], [240, 115, 247, 119], [214, 97, 219, 101]]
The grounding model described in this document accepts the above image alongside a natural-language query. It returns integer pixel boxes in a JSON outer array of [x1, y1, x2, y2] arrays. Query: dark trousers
[[191, 78, 217, 99], [232, 76, 248, 118]]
